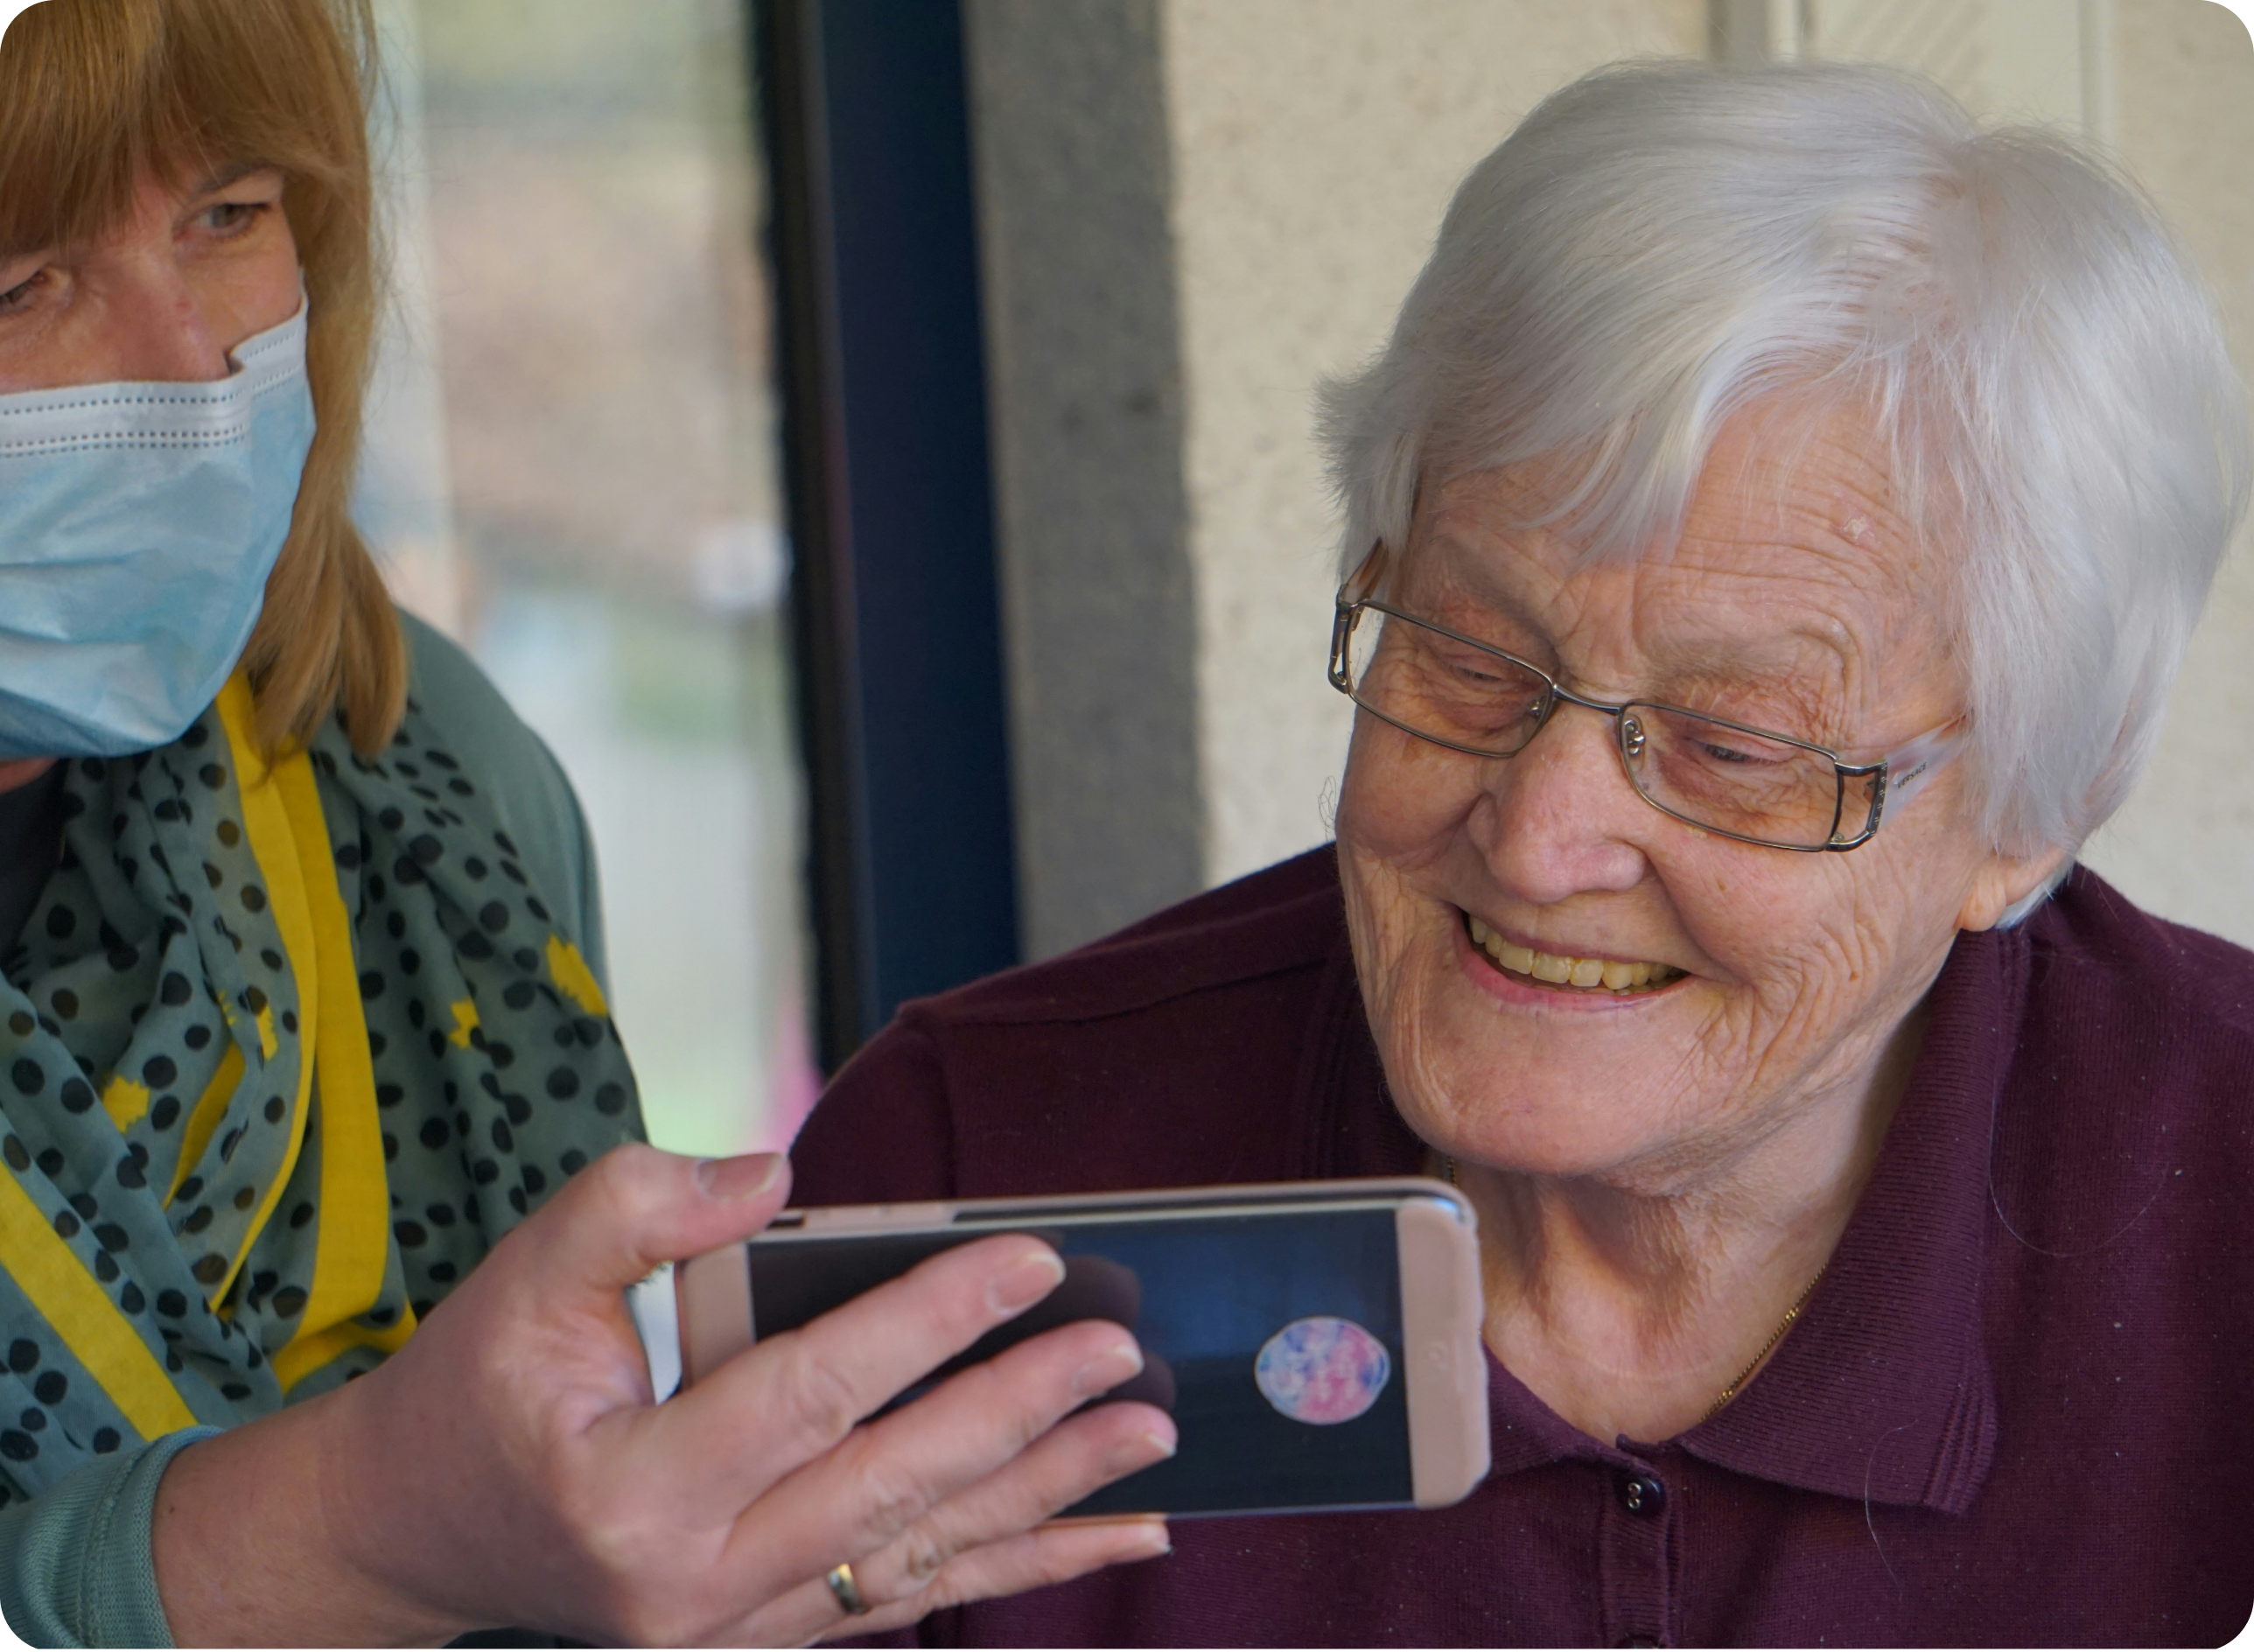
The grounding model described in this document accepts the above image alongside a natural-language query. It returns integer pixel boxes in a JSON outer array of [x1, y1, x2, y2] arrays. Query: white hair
[[1320, 60, 2249, 909]]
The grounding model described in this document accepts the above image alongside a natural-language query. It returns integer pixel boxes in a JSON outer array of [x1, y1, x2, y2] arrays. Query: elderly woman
[[0, 1, 1176, 1644], [791, 60, 2254, 1646]]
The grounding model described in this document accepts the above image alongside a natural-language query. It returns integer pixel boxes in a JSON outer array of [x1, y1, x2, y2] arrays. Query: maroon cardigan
[[790, 850, 2254, 1647]]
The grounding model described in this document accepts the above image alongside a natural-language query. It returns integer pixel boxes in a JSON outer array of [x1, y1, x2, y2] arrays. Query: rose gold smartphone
[[674, 1178, 1489, 1518]]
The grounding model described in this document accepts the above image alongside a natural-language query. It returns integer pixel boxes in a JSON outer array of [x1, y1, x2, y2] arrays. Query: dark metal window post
[[755, 0, 1023, 1073]]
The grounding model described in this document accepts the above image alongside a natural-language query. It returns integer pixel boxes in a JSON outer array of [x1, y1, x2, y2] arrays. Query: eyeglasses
[[1328, 588, 1964, 851]]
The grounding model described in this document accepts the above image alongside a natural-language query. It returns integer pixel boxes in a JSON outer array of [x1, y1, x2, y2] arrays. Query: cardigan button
[[1615, 1471, 1667, 1516]]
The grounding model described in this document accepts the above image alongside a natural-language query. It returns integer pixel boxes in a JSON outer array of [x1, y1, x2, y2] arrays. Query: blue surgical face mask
[[0, 297, 316, 760]]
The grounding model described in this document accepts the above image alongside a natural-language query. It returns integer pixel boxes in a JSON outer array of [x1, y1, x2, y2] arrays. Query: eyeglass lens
[[1340, 606, 1874, 850]]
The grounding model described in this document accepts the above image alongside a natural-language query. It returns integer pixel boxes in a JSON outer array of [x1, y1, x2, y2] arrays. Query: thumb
[[510, 1143, 794, 1298]]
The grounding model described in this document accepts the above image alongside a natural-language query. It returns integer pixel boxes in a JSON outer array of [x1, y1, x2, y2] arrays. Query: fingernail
[[1128, 1522, 1172, 1558], [1104, 1428, 1177, 1476], [988, 1247, 1066, 1313], [695, 1152, 784, 1200], [1073, 1337, 1145, 1398]]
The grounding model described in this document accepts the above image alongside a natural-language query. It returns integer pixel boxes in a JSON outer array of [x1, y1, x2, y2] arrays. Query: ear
[[1956, 843, 2072, 933], [1341, 539, 1391, 602]]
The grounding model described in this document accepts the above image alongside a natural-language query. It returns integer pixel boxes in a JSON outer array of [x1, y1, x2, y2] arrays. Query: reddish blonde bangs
[[0, 0, 405, 759]]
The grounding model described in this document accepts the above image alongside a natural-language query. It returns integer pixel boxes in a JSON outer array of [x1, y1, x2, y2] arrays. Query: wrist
[[153, 1387, 469, 1646]]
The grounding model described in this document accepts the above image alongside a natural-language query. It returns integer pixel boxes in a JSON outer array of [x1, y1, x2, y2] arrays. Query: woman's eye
[[201, 200, 270, 236], [0, 270, 46, 315]]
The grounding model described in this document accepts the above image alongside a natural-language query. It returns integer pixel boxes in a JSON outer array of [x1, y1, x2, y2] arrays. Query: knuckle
[[1025, 1456, 1095, 1522], [942, 1354, 1050, 1453], [895, 1274, 987, 1357], [898, 1521, 954, 1585], [920, 1234, 1021, 1313], [774, 1337, 869, 1452], [1000, 1453, 1093, 1533], [907, 1555, 990, 1617], [849, 1449, 940, 1538], [584, 1142, 662, 1211]]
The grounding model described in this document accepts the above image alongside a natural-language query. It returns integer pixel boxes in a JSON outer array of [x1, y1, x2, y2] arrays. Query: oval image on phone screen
[[1254, 1315, 1392, 1424]]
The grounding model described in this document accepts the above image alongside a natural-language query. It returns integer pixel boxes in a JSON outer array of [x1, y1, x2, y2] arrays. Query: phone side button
[[802, 1201, 956, 1232]]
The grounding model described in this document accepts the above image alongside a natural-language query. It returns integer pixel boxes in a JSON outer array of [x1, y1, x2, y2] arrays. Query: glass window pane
[[356, 0, 816, 1158]]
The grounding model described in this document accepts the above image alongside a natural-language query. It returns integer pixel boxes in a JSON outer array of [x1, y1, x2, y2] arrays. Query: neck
[[1452, 998, 1928, 1444], [0, 760, 56, 797]]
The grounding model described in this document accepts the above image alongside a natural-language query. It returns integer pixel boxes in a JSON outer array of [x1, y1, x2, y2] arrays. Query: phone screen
[[745, 1205, 1413, 1517]]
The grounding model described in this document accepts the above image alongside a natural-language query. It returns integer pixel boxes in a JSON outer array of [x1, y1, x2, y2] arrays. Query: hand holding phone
[[155, 1146, 1176, 1648], [676, 1178, 1492, 1521]]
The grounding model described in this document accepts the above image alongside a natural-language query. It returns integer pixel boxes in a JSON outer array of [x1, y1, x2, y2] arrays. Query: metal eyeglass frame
[[1327, 587, 1965, 852]]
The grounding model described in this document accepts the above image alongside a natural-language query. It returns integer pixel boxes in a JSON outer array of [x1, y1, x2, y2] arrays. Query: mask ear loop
[[1879, 718, 1969, 816]]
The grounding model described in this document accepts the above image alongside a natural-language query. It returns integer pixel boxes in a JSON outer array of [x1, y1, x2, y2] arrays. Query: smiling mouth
[[1464, 913, 1686, 995]]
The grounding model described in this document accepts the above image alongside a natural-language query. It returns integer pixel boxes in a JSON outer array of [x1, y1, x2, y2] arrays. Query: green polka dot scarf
[[0, 673, 642, 1502]]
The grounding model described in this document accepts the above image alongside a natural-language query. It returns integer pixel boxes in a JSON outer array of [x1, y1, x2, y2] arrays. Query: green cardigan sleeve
[[0, 608, 615, 1647], [0, 1430, 216, 1648]]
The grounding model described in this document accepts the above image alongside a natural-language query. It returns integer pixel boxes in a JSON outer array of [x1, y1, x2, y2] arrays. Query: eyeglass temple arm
[[1871, 721, 1968, 820]]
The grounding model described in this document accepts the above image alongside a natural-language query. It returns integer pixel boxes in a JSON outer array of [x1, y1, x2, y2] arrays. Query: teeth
[[1467, 916, 1680, 993]]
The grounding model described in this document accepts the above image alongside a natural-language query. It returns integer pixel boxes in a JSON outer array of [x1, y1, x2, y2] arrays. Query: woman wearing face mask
[[0, 2, 1176, 1644]]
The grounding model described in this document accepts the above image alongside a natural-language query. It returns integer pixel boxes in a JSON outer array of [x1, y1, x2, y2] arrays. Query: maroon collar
[[1303, 911, 2025, 1516]]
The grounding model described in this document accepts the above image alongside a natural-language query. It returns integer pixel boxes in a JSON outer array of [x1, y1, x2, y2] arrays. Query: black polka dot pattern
[[0, 688, 642, 1494]]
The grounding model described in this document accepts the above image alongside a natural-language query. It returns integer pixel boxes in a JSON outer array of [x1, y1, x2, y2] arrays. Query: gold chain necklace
[[1440, 1154, 1826, 1420]]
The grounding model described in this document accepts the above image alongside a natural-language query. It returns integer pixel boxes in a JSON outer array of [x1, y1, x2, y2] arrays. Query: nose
[[94, 258, 238, 384], [1472, 698, 1652, 904]]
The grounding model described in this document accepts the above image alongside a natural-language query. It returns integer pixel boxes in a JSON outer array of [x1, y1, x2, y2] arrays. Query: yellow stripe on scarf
[[214, 677, 416, 1388], [0, 1174, 195, 1439], [169, 1042, 245, 1206], [208, 676, 322, 1311], [267, 738, 415, 1386]]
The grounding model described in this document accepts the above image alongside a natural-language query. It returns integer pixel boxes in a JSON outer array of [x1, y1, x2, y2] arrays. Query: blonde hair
[[0, 0, 406, 758]]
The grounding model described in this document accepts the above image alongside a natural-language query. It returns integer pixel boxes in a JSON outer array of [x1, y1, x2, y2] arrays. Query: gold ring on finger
[[825, 1561, 872, 1616]]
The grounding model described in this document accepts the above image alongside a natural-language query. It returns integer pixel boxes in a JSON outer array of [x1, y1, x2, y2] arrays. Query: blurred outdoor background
[[351, 0, 2254, 1157], [355, 0, 811, 1158]]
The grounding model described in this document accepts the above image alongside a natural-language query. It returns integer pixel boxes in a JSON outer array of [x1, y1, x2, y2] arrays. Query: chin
[[1375, 926, 1724, 1180]]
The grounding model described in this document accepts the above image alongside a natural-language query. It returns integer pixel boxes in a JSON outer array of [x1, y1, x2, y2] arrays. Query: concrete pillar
[[962, 0, 1205, 959]]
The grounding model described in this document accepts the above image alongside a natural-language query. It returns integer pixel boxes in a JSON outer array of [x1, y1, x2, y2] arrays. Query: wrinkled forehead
[[1397, 402, 1955, 717]]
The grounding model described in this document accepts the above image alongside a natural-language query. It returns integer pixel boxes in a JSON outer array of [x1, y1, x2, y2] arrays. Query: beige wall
[[1159, 0, 2254, 947], [1161, 0, 1708, 886], [2079, 0, 2254, 942]]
